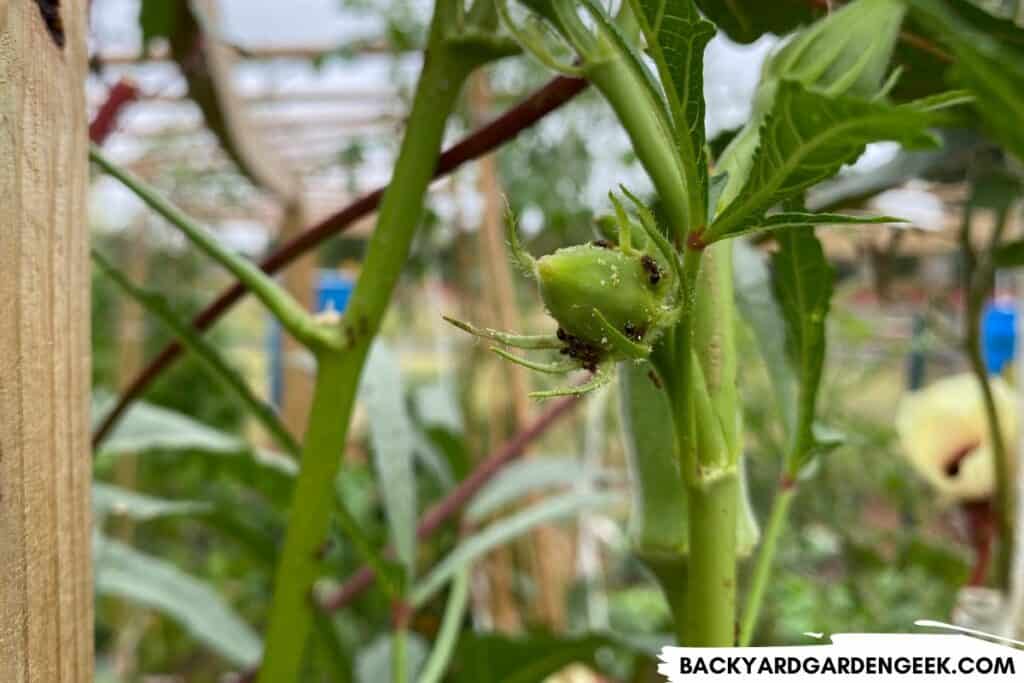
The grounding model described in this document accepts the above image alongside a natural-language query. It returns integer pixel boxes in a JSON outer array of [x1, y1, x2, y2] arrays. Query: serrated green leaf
[[909, 0, 1024, 160], [411, 491, 621, 607], [713, 211, 905, 242], [94, 533, 261, 667], [630, 0, 715, 207], [360, 343, 418, 579], [710, 82, 940, 239], [92, 483, 211, 522], [771, 227, 835, 476], [92, 250, 300, 457]]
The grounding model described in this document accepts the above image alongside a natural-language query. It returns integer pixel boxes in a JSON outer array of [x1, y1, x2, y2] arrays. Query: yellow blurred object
[[897, 373, 1017, 501]]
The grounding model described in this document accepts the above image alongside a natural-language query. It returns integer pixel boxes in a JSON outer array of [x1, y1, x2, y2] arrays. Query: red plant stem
[[962, 499, 995, 587], [91, 75, 587, 448], [89, 78, 140, 144], [320, 394, 579, 612]]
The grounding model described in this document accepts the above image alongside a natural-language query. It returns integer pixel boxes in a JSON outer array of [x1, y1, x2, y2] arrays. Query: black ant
[[640, 254, 662, 285]]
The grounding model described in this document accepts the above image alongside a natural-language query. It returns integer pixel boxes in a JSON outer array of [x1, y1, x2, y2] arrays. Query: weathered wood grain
[[0, 1, 92, 680]]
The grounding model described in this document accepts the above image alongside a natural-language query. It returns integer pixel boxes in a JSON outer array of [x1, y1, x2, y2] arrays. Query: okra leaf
[[909, 0, 1024, 161], [712, 212, 905, 242], [770, 227, 835, 476], [693, 0, 818, 44], [992, 240, 1024, 269], [410, 491, 621, 607], [92, 250, 301, 457], [360, 342, 418, 580], [709, 81, 940, 240], [465, 457, 614, 523], [94, 533, 262, 667], [139, 0, 177, 49], [630, 0, 715, 203], [93, 483, 211, 522], [576, 0, 673, 127]]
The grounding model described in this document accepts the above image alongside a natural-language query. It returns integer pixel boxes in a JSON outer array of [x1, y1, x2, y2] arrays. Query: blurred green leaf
[[465, 457, 614, 523], [93, 250, 300, 456], [94, 533, 262, 668], [139, 0, 177, 49], [717, 212, 904, 242], [711, 82, 941, 238], [356, 633, 427, 683], [771, 227, 835, 475], [451, 630, 652, 683], [92, 483, 211, 522], [360, 343, 418, 579], [412, 491, 622, 607], [734, 241, 797, 435], [909, 0, 1024, 160], [694, 0, 818, 44], [94, 395, 295, 477]]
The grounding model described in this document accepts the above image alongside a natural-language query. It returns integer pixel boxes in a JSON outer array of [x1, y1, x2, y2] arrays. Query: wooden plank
[[0, 1, 92, 681]]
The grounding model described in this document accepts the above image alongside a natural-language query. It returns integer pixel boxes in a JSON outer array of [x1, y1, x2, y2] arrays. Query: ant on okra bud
[[444, 187, 684, 398]]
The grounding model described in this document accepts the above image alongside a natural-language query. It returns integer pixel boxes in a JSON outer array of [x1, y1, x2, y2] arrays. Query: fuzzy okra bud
[[446, 192, 683, 397]]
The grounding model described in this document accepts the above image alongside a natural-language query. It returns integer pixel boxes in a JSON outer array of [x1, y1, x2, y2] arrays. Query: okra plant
[[88, 0, 1024, 677]]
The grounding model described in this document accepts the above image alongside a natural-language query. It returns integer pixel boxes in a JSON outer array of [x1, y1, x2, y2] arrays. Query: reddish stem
[[320, 394, 579, 611], [962, 499, 995, 587], [89, 78, 140, 144], [91, 76, 587, 448]]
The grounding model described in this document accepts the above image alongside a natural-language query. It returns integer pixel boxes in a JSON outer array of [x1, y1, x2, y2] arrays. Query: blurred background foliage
[[86, 0, 1024, 680]]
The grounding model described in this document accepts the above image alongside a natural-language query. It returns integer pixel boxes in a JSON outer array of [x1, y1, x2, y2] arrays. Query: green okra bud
[[758, 0, 906, 109], [536, 242, 668, 354]]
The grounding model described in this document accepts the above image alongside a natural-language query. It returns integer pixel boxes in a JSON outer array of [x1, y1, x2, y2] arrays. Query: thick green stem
[[258, 31, 472, 682], [739, 484, 796, 646], [585, 57, 690, 238], [685, 473, 739, 646], [260, 354, 355, 682]]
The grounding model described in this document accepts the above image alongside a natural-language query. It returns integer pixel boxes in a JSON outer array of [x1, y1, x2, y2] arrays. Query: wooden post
[[0, 2, 93, 681]]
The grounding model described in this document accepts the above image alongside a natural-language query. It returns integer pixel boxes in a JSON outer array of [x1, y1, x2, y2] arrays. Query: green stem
[[962, 204, 1014, 590], [585, 56, 690, 238], [259, 354, 353, 682], [966, 319, 1013, 588], [739, 483, 796, 646], [418, 569, 470, 683], [393, 624, 408, 683], [258, 28, 473, 682], [685, 472, 738, 646], [89, 146, 337, 352]]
